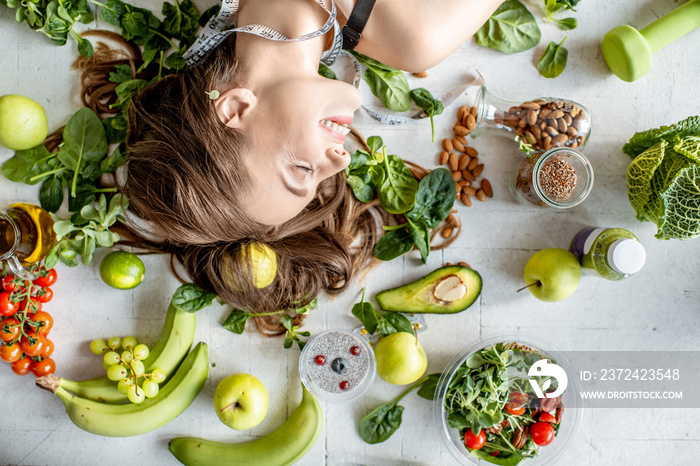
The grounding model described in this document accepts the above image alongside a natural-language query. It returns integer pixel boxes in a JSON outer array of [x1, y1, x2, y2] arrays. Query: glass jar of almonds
[[509, 147, 594, 209], [463, 86, 592, 152]]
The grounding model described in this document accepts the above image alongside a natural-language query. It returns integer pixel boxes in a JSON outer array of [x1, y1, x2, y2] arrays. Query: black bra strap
[[341, 0, 377, 50]]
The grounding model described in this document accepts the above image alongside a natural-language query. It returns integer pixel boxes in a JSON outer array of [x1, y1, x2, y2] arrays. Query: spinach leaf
[[172, 283, 217, 313], [416, 373, 442, 400], [383, 312, 415, 335], [359, 402, 404, 444], [373, 227, 414, 261], [406, 220, 430, 263], [59, 107, 109, 197], [162, 0, 199, 41], [1, 145, 57, 185], [537, 37, 568, 78], [407, 168, 456, 229], [95, 0, 127, 27], [379, 153, 418, 214], [352, 300, 379, 335], [39, 175, 64, 213], [352, 52, 411, 112], [222, 308, 250, 334], [318, 63, 337, 80], [410, 88, 444, 142], [475, 0, 541, 54]]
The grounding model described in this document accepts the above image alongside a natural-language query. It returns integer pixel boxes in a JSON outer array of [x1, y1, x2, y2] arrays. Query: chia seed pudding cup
[[509, 147, 594, 209], [299, 329, 376, 402]]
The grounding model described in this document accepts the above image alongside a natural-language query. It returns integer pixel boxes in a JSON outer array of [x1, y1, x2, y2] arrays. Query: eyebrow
[[281, 176, 308, 198]]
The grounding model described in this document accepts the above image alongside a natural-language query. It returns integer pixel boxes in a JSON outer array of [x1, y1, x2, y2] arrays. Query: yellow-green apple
[[522, 248, 582, 302], [374, 331, 427, 385], [214, 373, 269, 430], [0, 94, 48, 150]]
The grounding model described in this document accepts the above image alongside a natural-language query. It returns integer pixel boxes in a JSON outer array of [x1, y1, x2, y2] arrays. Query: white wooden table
[[2, 1, 699, 464]]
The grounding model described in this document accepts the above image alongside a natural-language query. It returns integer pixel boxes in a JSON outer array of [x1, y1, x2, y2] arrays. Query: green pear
[[374, 331, 428, 385]]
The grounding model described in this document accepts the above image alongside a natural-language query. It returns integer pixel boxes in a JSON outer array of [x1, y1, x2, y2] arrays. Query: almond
[[549, 109, 565, 119], [447, 214, 459, 228], [442, 138, 453, 153], [454, 125, 470, 136], [462, 171, 476, 182], [481, 179, 493, 197], [469, 106, 478, 117], [467, 157, 479, 171], [476, 189, 487, 201], [472, 163, 484, 178], [458, 154, 470, 170], [441, 227, 453, 238], [521, 101, 540, 110], [412, 71, 429, 78], [465, 146, 478, 157], [465, 113, 476, 131], [457, 261, 472, 269], [457, 106, 469, 123], [452, 138, 465, 152], [455, 134, 468, 145], [452, 171, 462, 182], [461, 194, 472, 207], [463, 186, 477, 196], [448, 152, 459, 171], [439, 151, 449, 165]]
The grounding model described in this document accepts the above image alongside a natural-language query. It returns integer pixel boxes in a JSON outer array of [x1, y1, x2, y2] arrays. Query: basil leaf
[[358, 402, 404, 444], [373, 228, 414, 261], [351, 301, 379, 335], [416, 373, 442, 401], [407, 168, 456, 229], [378, 155, 418, 214], [172, 283, 217, 313], [475, 0, 541, 54], [537, 37, 568, 79], [383, 312, 414, 335], [39, 175, 64, 213], [222, 309, 250, 334]]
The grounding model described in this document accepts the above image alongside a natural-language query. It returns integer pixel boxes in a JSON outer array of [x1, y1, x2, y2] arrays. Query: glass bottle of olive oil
[[570, 227, 646, 280], [0, 203, 57, 267]]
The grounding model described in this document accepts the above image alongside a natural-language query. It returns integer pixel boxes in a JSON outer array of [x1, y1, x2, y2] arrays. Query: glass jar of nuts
[[509, 147, 594, 209], [464, 86, 592, 152]]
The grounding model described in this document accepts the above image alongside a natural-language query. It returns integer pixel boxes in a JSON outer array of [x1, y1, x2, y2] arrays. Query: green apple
[[213, 373, 269, 430], [374, 331, 428, 385], [241, 242, 277, 289], [0, 94, 49, 150], [522, 248, 582, 302]]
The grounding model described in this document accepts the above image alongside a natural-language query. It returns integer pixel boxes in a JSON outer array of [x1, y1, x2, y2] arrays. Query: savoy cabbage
[[625, 116, 700, 240]]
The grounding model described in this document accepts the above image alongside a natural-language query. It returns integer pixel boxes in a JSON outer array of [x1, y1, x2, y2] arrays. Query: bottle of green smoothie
[[570, 227, 646, 280]]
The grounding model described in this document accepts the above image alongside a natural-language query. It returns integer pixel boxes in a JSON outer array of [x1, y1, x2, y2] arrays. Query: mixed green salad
[[443, 342, 563, 465]]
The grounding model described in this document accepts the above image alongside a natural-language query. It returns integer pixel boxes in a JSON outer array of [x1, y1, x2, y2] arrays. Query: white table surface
[[2, 1, 700, 465]]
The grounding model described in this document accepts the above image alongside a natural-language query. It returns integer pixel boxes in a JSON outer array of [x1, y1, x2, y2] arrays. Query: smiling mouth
[[319, 119, 351, 143]]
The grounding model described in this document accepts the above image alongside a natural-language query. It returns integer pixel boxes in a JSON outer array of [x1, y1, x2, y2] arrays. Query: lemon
[[100, 251, 146, 290], [0, 94, 49, 150], [241, 242, 277, 288]]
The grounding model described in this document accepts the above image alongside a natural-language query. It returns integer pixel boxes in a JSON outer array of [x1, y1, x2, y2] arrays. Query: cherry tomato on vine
[[538, 412, 557, 424], [2, 275, 17, 292], [0, 292, 18, 317], [530, 421, 556, 446], [464, 429, 486, 450], [11, 356, 33, 375], [27, 311, 53, 335], [36, 287, 53, 303], [20, 296, 42, 314], [0, 318, 20, 343], [0, 341, 22, 363], [40, 339, 55, 358], [20, 333, 46, 357], [506, 391, 529, 416], [33, 269, 57, 288], [32, 357, 56, 377]]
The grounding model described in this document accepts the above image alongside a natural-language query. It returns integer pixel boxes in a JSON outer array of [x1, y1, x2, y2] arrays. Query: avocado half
[[376, 265, 482, 314]]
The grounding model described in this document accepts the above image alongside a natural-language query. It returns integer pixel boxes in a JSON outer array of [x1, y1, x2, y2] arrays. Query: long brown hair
[[75, 32, 380, 332]]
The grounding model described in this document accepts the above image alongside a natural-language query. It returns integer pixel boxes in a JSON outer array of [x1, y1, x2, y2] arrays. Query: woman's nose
[[326, 147, 351, 173]]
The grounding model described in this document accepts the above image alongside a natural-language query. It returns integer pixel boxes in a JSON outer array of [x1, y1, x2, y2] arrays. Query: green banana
[[36, 342, 209, 437], [169, 383, 323, 466], [57, 302, 197, 403]]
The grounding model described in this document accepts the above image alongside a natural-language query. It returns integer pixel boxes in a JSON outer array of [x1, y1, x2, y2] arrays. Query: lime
[[100, 251, 145, 290]]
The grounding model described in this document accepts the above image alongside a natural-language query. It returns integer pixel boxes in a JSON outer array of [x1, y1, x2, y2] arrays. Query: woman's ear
[[214, 88, 257, 128]]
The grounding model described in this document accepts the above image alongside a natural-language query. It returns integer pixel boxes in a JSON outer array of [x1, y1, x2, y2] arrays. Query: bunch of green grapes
[[89, 336, 166, 404]]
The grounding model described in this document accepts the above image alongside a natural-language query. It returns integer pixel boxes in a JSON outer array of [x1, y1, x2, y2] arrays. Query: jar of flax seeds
[[509, 147, 594, 209]]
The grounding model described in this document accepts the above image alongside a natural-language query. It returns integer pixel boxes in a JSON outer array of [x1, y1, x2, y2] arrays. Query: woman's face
[[241, 76, 362, 225]]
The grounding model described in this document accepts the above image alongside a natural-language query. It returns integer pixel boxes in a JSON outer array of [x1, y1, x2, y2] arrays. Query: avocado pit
[[433, 275, 467, 302]]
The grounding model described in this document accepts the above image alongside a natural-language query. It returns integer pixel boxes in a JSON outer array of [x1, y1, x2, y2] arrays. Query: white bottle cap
[[608, 238, 646, 275]]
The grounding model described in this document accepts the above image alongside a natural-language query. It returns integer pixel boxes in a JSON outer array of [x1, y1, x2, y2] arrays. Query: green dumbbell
[[601, 0, 700, 82]]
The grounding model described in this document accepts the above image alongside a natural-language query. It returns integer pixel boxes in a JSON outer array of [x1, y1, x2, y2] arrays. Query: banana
[[36, 342, 209, 437], [169, 383, 323, 466], [57, 302, 197, 403]]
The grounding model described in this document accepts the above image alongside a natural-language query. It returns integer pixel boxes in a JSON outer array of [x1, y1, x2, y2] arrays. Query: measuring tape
[[183, 0, 341, 67]]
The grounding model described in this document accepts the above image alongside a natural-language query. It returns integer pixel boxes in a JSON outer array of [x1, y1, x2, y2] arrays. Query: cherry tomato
[[530, 421, 556, 446], [0, 341, 22, 363], [506, 391, 529, 416], [20, 297, 41, 314], [27, 311, 53, 335], [34, 269, 57, 288], [11, 356, 33, 376], [32, 357, 56, 377], [2, 275, 17, 292], [538, 412, 557, 424], [464, 429, 486, 450], [40, 338, 55, 358], [20, 333, 46, 357], [0, 318, 20, 343], [0, 292, 19, 317], [36, 287, 53, 303]]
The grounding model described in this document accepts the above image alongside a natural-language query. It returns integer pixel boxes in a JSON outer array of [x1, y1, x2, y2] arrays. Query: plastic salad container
[[433, 336, 582, 465]]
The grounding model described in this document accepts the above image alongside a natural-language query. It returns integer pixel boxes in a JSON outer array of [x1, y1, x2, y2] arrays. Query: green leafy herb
[[624, 117, 700, 240], [171, 283, 217, 313], [475, 0, 541, 54], [318, 63, 337, 80], [281, 314, 311, 350], [222, 298, 318, 335], [358, 374, 439, 444], [410, 88, 444, 142], [351, 52, 411, 112], [543, 0, 579, 30], [537, 37, 568, 78], [351, 288, 415, 337]]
